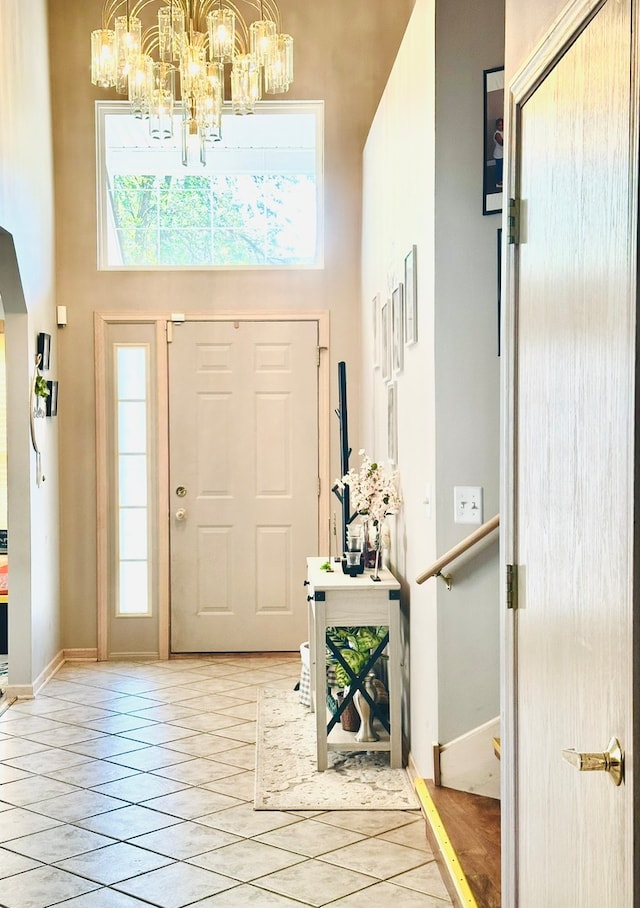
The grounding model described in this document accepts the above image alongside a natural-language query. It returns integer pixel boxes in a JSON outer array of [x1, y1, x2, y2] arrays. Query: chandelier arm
[[102, 0, 128, 28]]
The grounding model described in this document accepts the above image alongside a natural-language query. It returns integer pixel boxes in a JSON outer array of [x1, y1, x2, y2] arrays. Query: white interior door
[[169, 319, 319, 652], [511, 1, 635, 903]]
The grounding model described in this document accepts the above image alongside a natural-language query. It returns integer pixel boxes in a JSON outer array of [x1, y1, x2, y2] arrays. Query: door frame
[[95, 309, 330, 662], [501, 0, 639, 903]]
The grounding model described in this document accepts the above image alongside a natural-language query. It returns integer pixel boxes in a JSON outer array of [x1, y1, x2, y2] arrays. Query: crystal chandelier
[[91, 0, 294, 165]]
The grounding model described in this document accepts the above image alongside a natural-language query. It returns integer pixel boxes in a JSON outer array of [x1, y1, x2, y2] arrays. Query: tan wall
[[48, 0, 414, 648]]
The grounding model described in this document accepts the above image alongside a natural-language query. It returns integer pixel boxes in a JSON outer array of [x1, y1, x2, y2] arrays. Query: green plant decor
[[326, 625, 387, 690], [34, 375, 50, 398]]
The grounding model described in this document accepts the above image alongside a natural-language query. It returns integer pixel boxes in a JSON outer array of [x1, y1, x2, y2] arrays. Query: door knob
[[562, 736, 623, 786], [175, 508, 187, 521]]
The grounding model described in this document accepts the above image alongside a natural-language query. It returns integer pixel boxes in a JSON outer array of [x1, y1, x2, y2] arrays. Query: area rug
[[254, 687, 420, 811]]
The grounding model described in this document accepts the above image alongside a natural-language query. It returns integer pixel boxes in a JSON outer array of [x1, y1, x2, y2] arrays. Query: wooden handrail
[[416, 514, 500, 586]]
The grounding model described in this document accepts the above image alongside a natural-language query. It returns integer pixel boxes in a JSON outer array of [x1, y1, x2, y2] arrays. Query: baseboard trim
[[62, 648, 98, 662], [413, 777, 479, 908], [5, 648, 66, 700]]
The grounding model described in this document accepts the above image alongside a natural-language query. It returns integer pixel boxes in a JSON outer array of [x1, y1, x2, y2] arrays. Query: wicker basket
[[336, 691, 360, 732]]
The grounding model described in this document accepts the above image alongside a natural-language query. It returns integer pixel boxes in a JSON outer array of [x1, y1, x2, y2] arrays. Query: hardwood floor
[[425, 781, 501, 908]]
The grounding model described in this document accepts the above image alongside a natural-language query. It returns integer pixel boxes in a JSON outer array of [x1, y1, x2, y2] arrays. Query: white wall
[[362, 0, 503, 775], [0, 0, 60, 686]]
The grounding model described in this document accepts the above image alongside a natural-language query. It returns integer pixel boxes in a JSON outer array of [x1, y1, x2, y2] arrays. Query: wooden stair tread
[[424, 780, 501, 908]]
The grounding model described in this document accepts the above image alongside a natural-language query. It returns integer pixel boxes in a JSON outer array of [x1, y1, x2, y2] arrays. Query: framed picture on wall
[[387, 382, 397, 464], [404, 245, 417, 345], [483, 66, 504, 215], [372, 293, 381, 369], [37, 333, 51, 370], [497, 228, 502, 356], [380, 298, 391, 381], [392, 283, 404, 374]]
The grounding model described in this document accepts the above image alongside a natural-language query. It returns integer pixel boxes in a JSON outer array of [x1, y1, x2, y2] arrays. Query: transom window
[[96, 100, 324, 270]]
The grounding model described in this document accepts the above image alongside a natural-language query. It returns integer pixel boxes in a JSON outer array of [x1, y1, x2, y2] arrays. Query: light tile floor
[[0, 654, 453, 907]]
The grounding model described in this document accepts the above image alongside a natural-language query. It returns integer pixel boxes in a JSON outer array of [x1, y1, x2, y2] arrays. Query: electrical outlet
[[454, 486, 483, 525]]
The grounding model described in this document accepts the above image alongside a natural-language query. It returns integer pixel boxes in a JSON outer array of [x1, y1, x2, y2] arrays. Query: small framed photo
[[404, 245, 417, 345], [37, 332, 51, 371], [483, 66, 504, 216], [46, 380, 58, 417], [387, 382, 397, 464], [372, 293, 381, 369], [392, 283, 404, 375], [380, 298, 391, 381]]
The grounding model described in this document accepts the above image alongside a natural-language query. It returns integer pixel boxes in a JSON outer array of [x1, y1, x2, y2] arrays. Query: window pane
[[98, 102, 323, 270], [119, 454, 148, 506], [118, 402, 147, 453], [119, 561, 149, 615], [119, 508, 148, 560], [117, 347, 147, 399]]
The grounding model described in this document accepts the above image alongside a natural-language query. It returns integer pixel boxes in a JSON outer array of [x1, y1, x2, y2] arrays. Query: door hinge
[[166, 321, 173, 343], [317, 477, 321, 496], [506, 563, 518, 610], [507, 198, 520, 245]]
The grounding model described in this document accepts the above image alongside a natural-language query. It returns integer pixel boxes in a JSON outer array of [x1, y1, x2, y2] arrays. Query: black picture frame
[[37, 332, 51, 370], [483, 66, 504, 216], [46, 380, 58, 417]]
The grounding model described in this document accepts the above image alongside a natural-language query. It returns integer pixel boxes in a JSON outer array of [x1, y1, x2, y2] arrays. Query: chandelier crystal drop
[[90, 0, 294, 165]]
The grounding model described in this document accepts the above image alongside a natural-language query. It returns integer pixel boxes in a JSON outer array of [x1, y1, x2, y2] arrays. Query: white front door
[[169, 319, 319, 652], [508, 0, 635, 903]]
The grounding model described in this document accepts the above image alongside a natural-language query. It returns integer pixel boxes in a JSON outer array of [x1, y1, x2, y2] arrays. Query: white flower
[[335, 451, 401, 527]]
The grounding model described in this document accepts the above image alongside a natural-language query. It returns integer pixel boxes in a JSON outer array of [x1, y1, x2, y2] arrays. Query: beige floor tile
[[56, 841, 173, 885], [315, 809, 418, 837], [114, 861, 237, 907], [189, 884, 304, 906], [0, 865, 98, 908], [143, 786, 243, 819], [4, 823, 114, 862], [0, 807, 63, 842], [0, 764, 31, 783], [0, 846, 42, 878], [213, 743, 255, 769], [154, 757, 245, 785], [254, 859, 376, 907], [329, 880, 453, 906], [318, 837, 428, 879], [211, 721, 256, 744], [256, 818, 365, 857], [0, 775, 80, 808], [162, 733, 245, 757], [29, 789, 129, 822], [198, 802, 301, 837], [76, 804, 183, 839], [48, 889, 154, 907], [189, 838, 306, 881], [203, 769, 256, 801], [61, 736, 148, 759], [377, 818, 434, 853], [107, 745, 195, 772], [130, 820, 240, 859], [92, 771, 189, 802], [391, 860, 453, 900], [0, 738, 49, 759]]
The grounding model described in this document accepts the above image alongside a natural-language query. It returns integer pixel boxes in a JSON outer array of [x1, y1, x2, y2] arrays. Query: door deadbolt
[[176, 486, 187, 497], [562, 736, 624, 786]]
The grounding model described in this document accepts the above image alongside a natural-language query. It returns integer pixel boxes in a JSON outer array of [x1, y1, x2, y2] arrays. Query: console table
[[305, 556, 402, 771]]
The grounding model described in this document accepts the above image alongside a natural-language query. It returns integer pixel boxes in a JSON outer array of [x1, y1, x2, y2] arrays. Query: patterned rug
[[254, 687, 420, 811]]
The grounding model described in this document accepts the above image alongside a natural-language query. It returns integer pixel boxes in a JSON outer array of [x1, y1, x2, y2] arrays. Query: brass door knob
[[562, 737, 624, 786]]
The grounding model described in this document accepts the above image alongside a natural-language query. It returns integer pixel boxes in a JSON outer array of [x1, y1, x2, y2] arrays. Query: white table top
[[306, 556, 400, 592]]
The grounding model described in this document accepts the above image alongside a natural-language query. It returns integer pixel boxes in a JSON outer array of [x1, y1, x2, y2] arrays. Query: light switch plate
[[454, 486, 483, 525]]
